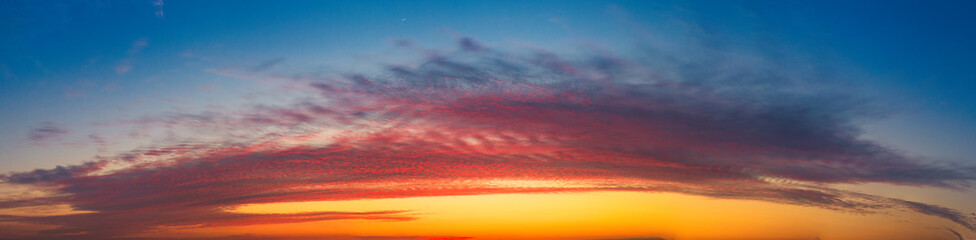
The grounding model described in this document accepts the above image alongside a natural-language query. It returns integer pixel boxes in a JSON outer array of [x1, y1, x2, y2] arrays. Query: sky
[[1, 0, 975, 239]]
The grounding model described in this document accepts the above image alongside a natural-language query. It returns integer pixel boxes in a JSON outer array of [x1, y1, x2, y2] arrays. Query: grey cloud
[[28, 122, 70, 143]]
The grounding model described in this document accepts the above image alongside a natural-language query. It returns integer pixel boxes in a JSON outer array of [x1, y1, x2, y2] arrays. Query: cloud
[[27, 122, 70, 144], [898, 200, 975, 231], [153, 0, 164, 18], [114, 62, 132, 75], [128, 38, 148, 55], [2, 161, 105, 184], [458, 38, 483, 52], [946, 227, 964, 240], [88, 134, 108, 152], [204, 58, 287, 80], [0, 210, 411, 238], [115, 38, 147, 75], [250, 58, 285, 72], [3, 37, 975, 238]]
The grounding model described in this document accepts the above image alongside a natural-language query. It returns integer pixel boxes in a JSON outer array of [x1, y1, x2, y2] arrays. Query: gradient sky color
[[1, 1, 975, 240]]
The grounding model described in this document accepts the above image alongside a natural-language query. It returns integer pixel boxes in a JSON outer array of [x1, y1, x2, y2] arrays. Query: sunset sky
[[2, 1, 976, 239]]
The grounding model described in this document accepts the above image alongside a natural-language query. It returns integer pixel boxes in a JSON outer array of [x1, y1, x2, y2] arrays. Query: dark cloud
[[2, 38, 975, 238], [898, 200, 975, 231], [2, 161, 105, 184], [946, 227, 964, 240]]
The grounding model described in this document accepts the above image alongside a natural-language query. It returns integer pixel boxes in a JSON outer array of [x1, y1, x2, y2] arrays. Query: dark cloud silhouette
[[898, 200, 975, 231], [946, 227, 964, 240], [2, 37, 975, 238], [2, 161, 105, 184]]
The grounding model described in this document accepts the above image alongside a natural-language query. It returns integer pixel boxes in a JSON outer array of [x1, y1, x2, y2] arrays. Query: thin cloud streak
[[27, 122, 70, 144]]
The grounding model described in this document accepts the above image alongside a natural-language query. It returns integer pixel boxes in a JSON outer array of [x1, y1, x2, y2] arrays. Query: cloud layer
[[2, 38, 975, 239]]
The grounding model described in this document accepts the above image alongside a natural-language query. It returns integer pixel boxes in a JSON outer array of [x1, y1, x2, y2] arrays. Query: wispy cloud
[[2, 37, 975, 238], [204, 57, 287, 80], [128, 38, 148, 55], [899, 200, 975, 232], [115, 38, 148, 75], [1, 210, 411, 238], [27, 122, 70, 144], [153, 0, 164, 18], [250, 58, 285, 72], [114, 61, 132, 75]]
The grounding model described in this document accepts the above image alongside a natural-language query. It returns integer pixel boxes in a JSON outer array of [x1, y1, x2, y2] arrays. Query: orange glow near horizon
[[120, 191, 960, 240]]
